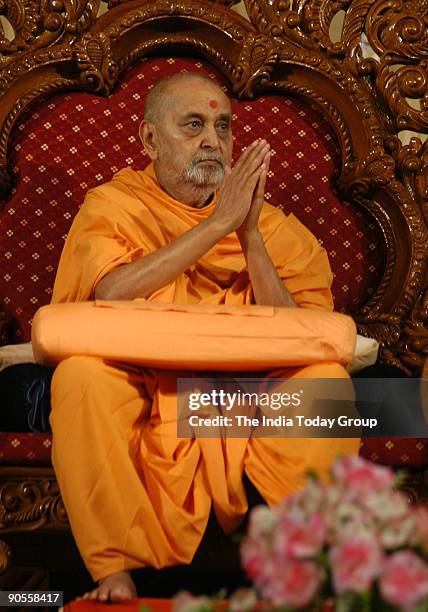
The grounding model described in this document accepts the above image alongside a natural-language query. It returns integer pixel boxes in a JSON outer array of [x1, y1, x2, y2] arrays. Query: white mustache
[[191, 154, 225, 168]]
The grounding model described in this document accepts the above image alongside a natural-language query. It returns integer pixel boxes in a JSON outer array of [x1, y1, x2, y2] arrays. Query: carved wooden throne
[[0, 0, 427, 595]]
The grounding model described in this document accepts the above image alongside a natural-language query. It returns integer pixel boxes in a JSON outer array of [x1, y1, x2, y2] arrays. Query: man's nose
[[201, 126, 220, 149]]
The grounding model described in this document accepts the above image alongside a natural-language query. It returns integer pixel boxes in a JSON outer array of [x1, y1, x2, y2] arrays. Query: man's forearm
[[238, 230, 297, 307], [95, 217, 227, 300]]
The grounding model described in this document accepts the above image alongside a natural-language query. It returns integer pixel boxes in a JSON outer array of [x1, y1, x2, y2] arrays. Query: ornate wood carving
[[0, 539, 11, 573], [0, 469, 68, 534], [0, 0, 427, 371]]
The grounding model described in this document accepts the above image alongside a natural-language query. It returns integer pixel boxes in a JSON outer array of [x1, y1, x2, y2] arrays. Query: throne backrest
[[0, 0, 426, 374], [0, 56, 383, 341]]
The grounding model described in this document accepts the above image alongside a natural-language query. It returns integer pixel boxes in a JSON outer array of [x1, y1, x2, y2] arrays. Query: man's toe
[[110, 586, 129, 602], [88, 589, 100, 600], [98, 589, 109, 602]]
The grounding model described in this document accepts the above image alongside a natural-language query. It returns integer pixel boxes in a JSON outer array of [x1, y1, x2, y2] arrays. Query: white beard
[[185, 160, 225, 186]]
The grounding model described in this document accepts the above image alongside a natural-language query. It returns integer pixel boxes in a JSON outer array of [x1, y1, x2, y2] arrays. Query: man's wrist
[[237, 228, 263, 250], [204, 215, 233, 240]]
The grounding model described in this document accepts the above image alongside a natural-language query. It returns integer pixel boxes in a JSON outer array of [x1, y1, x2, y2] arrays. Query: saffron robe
[[49, 163, 360, 581]]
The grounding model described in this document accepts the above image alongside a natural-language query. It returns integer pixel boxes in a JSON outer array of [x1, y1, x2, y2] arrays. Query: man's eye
[[189, 120, 202, 129], [217, 123, 229, 131]]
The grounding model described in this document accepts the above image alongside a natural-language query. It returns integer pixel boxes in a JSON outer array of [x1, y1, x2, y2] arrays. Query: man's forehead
[[167, 78, 231, 113]]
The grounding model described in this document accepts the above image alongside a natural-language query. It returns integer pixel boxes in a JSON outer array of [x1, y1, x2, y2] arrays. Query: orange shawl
[[52, 162, 333, 309]]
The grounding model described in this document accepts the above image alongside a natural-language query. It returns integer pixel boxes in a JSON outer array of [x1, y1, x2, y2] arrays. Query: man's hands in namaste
[[211, 139, 271, 238]]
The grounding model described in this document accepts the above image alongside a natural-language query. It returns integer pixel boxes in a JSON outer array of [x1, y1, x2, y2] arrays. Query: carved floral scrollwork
[[399, 287, 428, 373], [385, 135, 428, 226], [0, 0, 39, 60], [232, 33, 279, 99], [0, 0, 100, 66], [0, 478, 68, 532], [244, 1, 428, 136], [352, 0, 428, 134], [0, 539, 11, 573], [104, 0, 248, 46], [75, 31, 118, 94], [244, 0, 320, 50], [38, 0, 101, 44]]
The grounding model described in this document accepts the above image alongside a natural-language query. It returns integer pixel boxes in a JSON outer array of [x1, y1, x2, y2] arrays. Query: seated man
[[49, 72, 359, 601]]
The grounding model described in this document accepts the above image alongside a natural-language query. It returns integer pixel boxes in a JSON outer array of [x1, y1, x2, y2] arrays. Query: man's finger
[[241, 140, 270, 178], [233, 139, 265, 175], [245, 162, 266, 197], [264, 150, 271, 174], [257, 165, 267, 200], [254, 163, 267, 204], [254, 150, 270, 198]]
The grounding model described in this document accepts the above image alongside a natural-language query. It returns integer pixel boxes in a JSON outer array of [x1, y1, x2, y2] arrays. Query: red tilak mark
[[209, 99, 219, 108]]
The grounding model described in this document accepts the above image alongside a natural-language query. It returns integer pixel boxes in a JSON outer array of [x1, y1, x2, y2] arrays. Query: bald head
[[144, 72, 229, 125]]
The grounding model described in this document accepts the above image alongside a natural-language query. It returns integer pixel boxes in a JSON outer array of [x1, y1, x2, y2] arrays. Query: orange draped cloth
[[49, 163, 359, 581]]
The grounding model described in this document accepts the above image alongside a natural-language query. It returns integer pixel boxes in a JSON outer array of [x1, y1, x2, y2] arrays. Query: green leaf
[[305, 469, 319, 482], [394, 468, 409, 488], [413, 598, 428, 612], [213, 588, 228, 600]]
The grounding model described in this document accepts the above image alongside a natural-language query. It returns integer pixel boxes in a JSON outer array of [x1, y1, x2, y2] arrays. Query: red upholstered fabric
[[0, 432, 52, 465], [0, 56, 383, 342], [1, 432, 428, 468], [360, 438, 428, 468]]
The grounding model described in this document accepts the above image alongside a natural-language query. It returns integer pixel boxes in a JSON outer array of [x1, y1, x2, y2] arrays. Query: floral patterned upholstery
[[0, 56, 425, 469], [0, 432, 52, 466], [1, 434, 428, 469]]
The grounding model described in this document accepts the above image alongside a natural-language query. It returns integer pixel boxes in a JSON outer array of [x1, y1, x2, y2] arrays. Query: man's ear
[[139, 119, 159, 161]]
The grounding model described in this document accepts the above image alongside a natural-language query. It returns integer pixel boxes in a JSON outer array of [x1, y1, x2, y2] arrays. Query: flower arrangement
[[171, 456, 428, 612]]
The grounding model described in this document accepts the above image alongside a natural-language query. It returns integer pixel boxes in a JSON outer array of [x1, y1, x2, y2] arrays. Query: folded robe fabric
[[32, 300, 356, 370], [51, 163, 335, 309]]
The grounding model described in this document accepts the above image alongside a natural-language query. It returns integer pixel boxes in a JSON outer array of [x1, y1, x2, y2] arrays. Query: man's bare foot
[[80, 570, 137, 602]]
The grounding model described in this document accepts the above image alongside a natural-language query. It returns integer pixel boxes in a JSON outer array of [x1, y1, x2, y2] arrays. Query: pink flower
[[330, 534, 383, 594], [247, 505, 277, 540], [241, 538, 272, 583], [327, 499, 373, 539], [332, 456, 394, 498], [380, 514, 415, 549], [380, 551, 428, 611], [279, 478, 325, 521], [273, 513, 325, 560], [261, 559, 322, 608], [363, 489, 408, 522]]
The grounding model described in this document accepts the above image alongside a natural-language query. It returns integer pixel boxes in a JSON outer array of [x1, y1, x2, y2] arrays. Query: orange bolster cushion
[[31, 300, 357, 371]]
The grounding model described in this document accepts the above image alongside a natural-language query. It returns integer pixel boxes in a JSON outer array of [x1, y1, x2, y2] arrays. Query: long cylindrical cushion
[[32, 300, 357, 370]]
